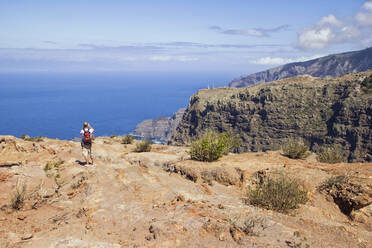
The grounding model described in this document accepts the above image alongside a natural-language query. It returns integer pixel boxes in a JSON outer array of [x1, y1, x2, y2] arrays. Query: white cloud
[[337, 26, 361, 41], [319, 14, 342, 27], [363, 1, 372, 10], [223, 29, 265, 37], [355, 12, 372, 26], [297, 1, 372, 50], [216, 25, 290, 37], [298, 27, 335, 49], [252, 54, 324, 65], [149, 55, 172, 61], [149, 55, 198, 62]]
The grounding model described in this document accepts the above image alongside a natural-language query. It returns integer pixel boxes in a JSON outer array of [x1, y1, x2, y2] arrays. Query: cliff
[[133, 108, 185, 142], [170, 71, 372, 162], [229, 47, 372, 87], [0, 135, 371, 247]]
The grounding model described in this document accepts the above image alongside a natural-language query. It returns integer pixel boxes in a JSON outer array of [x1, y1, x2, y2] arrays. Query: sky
[[0, 0, 371, 74]]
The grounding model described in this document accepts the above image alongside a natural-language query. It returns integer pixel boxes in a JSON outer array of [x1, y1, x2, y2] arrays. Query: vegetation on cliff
[[170, 71, 372, 162]]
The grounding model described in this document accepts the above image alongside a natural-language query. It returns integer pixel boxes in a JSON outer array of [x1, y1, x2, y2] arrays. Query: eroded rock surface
[[0, 136, 371, 247]]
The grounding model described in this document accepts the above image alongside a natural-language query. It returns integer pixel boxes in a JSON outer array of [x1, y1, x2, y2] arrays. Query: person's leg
[[82, 147, 89, 165], [89, 147, 93, 164]]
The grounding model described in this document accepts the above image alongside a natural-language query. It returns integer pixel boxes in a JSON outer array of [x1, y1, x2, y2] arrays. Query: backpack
[[83, 129, 91, 144]]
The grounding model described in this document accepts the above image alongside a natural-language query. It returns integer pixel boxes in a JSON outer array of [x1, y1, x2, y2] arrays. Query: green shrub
[[247, 173, 308, 213], [10, 182, 27, 210], [282, 138, 310, 159], [189, 132, 241, 162], [122, 135, 135, 144], [110, 134, 116, 138], [218, 132, 241, 155], [134, 140, 152, 152], [317, 146, 343, 164]]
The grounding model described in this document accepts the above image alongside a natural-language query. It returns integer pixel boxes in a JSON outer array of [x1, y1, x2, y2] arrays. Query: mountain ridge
[[229, 47, 372, 87]]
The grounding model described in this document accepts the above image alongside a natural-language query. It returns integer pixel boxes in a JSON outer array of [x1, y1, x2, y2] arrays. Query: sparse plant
[[44, 161, 62, 172], [110, 134, 116, 138], [189, 132, 240, 162], [219, 132, 241, 155], [43, 161, 63, 178], [286, 231, 311, 248], [282, 138, 310, 159], [22, 135, 44, 142], [317, 146, 343, 164], [318, 175, 349, 192], [361, 75, 372, 92], [247, 173, 308, 213], [10, 180, 27, 210], [134, 140, 152, 152], [122, 134, 135, 144]]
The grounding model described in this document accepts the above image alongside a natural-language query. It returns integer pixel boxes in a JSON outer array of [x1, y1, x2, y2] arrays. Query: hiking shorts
[[81, 142, 92, 157]]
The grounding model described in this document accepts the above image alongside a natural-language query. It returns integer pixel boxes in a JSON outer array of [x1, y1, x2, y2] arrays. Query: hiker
[[80, 122, 95, 165]]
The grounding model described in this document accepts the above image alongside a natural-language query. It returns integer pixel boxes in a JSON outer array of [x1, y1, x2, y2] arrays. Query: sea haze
[[0, 72, 234, 140]]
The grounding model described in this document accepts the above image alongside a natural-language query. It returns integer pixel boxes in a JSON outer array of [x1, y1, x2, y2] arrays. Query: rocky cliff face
[[134, 108, 185, 142], [229, 47, 372, 88], [170, 71, 372, 162]]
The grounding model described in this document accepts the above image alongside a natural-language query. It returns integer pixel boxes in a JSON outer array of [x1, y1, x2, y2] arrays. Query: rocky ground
[[0, 135, 371, 248]]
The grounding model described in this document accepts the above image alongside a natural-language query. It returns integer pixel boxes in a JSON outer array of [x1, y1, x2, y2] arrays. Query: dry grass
[[317, 146, 343, 163], [134, 141, 152, 152], [10, 180, 27, 210], [122, 135, 135, 144]]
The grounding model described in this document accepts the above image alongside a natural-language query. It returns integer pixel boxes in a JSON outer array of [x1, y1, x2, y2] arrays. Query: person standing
[[80, 122, 95, 165]]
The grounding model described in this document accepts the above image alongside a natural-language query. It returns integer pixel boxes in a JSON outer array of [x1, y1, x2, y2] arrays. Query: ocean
[[0, 72, 235, 140]]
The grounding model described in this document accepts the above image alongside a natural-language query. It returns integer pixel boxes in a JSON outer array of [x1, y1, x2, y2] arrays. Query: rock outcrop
[[170, 71, 372, 162], [229, 47, 372, 88], [134, 108, 185, 142]]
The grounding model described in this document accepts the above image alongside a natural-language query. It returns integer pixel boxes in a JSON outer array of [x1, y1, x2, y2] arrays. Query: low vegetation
[[10, 180, 27, 210], [282, 138, 310, 159], [318, 175, 355, 215], [319, 175, 349, 192], [288, 231, 311, 248], [361, 74, 372, 92], [247, 173, 308, 213], [189, 132, 241, 162], [21, 135, 44, 142], [122, 134, 135, 144], [44, 161, 63, 172], [110, 134, 116, 138], [44, 161, 64, 180], [134, 140, 152, 152], [317, 146, 343, 164]]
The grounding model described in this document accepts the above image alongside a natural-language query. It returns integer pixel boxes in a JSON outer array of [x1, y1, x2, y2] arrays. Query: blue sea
[[0, 72, 235, 140]]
